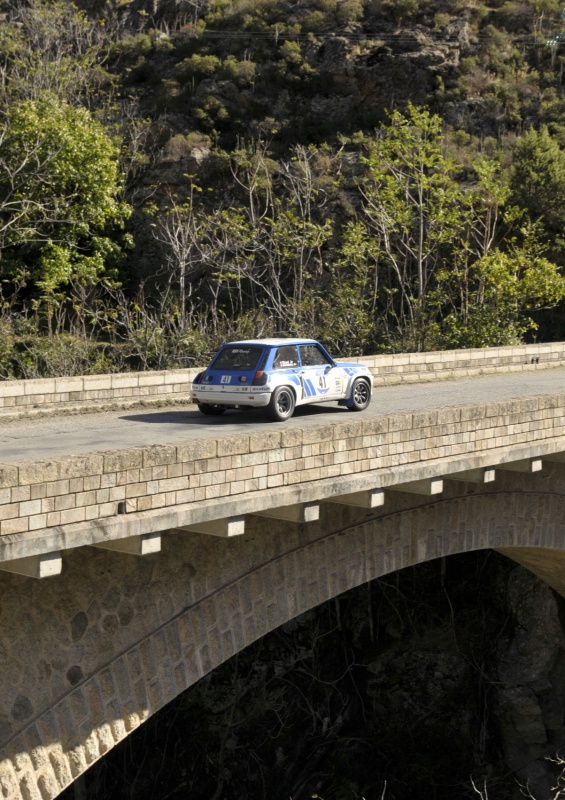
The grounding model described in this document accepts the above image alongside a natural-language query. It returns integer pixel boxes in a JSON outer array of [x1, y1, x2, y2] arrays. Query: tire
[[266, 386, 295, 422], [349, 378, 371, 412], [197, 403, 226, 416]]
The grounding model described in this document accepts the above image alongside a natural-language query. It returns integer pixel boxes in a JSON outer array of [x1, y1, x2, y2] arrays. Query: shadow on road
[[120, 402, 350, 426]]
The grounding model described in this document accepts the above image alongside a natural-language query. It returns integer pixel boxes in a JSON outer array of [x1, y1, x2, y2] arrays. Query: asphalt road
[[0, 367, 564, 464]]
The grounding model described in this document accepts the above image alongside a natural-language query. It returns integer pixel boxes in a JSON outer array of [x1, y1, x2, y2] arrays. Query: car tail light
[[252, 371, 268, 385]]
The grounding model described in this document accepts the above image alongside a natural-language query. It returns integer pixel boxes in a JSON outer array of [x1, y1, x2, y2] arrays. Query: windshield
[[211, 346, 263, 371]]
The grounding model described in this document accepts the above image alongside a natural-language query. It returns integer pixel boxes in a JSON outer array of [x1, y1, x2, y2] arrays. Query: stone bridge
[[1, 347, 565, 798]]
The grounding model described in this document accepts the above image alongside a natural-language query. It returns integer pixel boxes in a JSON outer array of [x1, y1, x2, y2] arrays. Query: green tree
[[175, 54, 222, 87], [346, 106, 565, 351], [510, 126, 565, 252], [0, 0, 108, 106], [0, 94, 130, 318], [438, 224, 565, 347], [321, 220, 377, 354], [357, 105, 465, 350], [387, 0, 420, 25], [222, 56, 256, 88]]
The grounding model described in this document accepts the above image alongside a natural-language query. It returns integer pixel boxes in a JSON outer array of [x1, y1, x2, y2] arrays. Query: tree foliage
[[0, 0, 109, 106], [510, 126, 565, 250], [333, 106, 565, 352], [1, 0, 565, 375], [0, 94, 130, 314]]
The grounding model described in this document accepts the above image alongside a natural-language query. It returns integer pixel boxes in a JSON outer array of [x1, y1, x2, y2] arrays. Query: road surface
[[0, 368, 563, 463]]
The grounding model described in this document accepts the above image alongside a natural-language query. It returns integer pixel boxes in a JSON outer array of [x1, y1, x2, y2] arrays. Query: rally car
[[192, 338, 373, 421]]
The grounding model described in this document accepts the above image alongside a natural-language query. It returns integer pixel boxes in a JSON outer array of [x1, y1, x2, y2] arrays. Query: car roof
[[224, 338, 320, 347]]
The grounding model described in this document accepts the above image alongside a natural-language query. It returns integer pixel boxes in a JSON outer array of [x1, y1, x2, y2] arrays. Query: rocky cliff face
[[293, 26, 460, 133], [102, 0, 554, 162]]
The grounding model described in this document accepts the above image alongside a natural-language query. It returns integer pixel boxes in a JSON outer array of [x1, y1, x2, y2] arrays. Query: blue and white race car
[[192, 338, 373, 421]]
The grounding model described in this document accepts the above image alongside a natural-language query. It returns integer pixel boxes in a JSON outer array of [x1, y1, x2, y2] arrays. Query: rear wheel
[[197, 403, 226, 416], [349, 378, 371, 411], [266, 386, 295, 421]]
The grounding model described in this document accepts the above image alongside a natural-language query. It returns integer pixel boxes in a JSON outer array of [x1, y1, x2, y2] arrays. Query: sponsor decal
[[317, 374, 330, 395], [304, 378, 316, 396]]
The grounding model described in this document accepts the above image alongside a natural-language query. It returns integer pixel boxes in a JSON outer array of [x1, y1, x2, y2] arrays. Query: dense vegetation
[[2, 0, 565, 376]]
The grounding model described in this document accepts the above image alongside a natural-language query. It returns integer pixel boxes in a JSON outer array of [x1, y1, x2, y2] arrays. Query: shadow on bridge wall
[[1, 465, 565, 799]]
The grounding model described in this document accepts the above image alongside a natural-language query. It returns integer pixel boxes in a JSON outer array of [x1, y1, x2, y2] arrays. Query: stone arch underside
[[3, 483, 565, 800]]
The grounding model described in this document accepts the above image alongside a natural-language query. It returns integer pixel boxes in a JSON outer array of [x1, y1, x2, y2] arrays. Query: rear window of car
[[210, 346, 263, 371]]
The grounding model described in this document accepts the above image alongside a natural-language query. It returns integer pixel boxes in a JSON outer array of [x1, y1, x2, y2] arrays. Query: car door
[[271, 344, 302, 395], [297, 344, 347, 401]]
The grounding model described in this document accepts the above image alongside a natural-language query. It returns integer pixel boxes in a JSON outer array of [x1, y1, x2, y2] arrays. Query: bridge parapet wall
[[356, 341, 565, 381], [0, 392, 563, 550], [0, 342, 563, 419]]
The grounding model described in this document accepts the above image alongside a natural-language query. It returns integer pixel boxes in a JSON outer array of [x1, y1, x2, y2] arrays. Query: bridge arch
[[1, 476, 565, 799]]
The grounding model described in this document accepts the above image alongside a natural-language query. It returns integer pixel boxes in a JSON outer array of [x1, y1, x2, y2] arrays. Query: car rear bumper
[[192, 387, 271, 408]]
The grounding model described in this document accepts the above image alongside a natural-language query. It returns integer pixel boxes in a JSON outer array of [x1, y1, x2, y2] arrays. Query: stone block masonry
[[0, 392, 564, 556], [0, 370, 195, 418], [1, 373, 565, 798], [2, 473, 565, 800]]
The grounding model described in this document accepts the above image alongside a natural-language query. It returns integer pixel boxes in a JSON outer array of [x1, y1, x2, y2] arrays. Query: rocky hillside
[[2, 0, 565, 373], [81, 0, 565, 152]]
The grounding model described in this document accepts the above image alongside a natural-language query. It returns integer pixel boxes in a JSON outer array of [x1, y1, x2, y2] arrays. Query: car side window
[[299, 345, 332, 367], [273, 345, 299, 369]]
